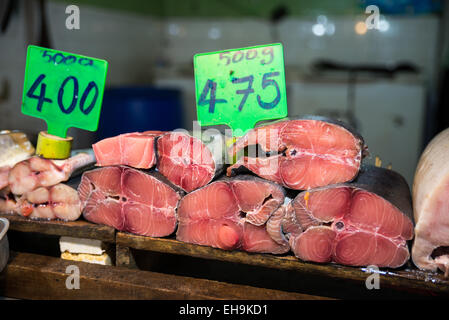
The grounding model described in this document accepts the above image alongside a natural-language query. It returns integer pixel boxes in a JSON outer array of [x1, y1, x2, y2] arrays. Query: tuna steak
[[283, 165, 414, 268], [176, 175, 289, 254], [0, 184, 81, 221], [412, 128, 449, 275], [157, 131, 224, 192], [227, 116, 365, 190], [93, 131, 165, 169], [78, 166, 182, 237]]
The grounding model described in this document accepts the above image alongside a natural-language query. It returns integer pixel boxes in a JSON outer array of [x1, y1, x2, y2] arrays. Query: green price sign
[[194, 43, 287, 136], [22, 45, 108, 138]]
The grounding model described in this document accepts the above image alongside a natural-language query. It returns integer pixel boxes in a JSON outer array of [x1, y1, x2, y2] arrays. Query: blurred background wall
[[0, 0, 446, 185]]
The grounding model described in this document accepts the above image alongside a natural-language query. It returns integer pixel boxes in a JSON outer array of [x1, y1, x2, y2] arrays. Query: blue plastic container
[[96, 87, 184, 140]]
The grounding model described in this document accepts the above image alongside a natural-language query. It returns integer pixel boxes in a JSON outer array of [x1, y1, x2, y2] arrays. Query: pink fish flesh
[[78, 166, 182, 237], [156, 131, 224, 192], [176, 175, 289, 254], [282, 165, 414, 268], [0, 184, 81, 221], [92, 131, 165, 169], [8, 153, 95, 195], [227, 116, 365, 190]]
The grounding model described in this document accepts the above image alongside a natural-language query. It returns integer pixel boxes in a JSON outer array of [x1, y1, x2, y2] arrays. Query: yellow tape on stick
[[36, 131, 72, 159]]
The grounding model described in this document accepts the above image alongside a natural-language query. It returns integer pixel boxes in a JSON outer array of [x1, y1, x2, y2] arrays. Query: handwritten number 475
[[198, 72, 281, 113]]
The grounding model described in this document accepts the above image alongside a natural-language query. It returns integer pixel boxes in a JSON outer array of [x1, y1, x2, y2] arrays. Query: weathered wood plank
[[0, 213, 115, 242], [116, 232, 449, 295], [0, 252, 331, 300]]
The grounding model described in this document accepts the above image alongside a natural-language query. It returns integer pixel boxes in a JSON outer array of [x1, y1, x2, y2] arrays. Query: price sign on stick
[[21, 45, 107, 159], [22, 45, 108, 138], [194, 43, 287, 136]]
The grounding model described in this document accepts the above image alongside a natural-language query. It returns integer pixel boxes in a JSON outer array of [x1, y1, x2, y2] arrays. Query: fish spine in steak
[[176, 175, 289, 254], [227, 116, 365, 190], [156, 129, 225, 192], [78, 166, 183, 237], [282, 165, 414, 268]]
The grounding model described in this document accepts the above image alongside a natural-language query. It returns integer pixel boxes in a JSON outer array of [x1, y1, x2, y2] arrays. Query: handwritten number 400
[[198, 72, 280, 113], [26, 74, 98, 115]]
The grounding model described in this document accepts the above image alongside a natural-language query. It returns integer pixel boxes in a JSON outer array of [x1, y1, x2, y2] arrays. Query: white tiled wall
[[162, 15, 438, 82], [162, 19, 272, 66]]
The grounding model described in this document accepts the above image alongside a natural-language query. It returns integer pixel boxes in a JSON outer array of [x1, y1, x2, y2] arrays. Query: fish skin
[[283, 165, 414, 268], [412, 127, 449, 273], [227, 116, 365, 190]]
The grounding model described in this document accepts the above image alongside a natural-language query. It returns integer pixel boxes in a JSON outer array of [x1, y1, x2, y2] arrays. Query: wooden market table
[[1, 212, 448, 299]]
